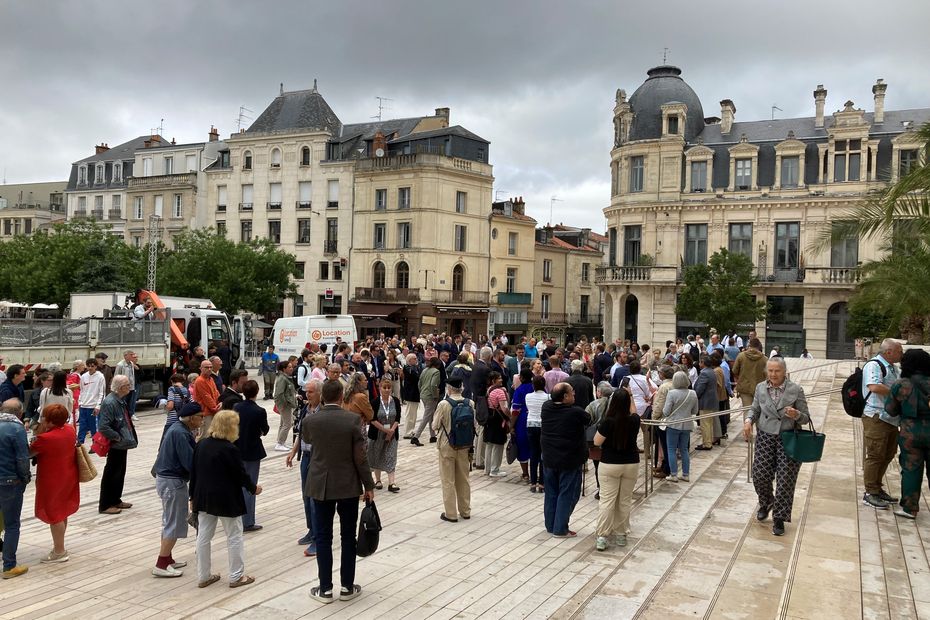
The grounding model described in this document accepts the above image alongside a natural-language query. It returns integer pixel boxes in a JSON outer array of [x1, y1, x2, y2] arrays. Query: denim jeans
[[312, 497, 359, 593], [0, 483, 25, 570], [543, 466, 582, 535], [666, 427, 691, 476], [242, 461, 260, 528], [77, 407, 97, 445], [300, 450, 315, 533], [127, 389, 139, 417]]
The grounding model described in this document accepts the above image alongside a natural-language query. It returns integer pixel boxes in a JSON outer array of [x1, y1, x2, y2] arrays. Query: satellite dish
[[375, 148, 385, 158]]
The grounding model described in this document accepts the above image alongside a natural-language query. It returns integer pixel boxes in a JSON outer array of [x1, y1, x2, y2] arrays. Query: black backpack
[[842, 359, 886, 418]]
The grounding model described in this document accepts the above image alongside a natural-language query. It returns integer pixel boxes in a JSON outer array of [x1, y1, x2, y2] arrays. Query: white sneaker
[[595, 536, 608, 552], [680, 475, 690, 482], [274, 443, 290, 452], [490, 471, 508, 478], [152, 565, 183, 578], [132, 415, 140, 422], [667, 475, 678, 483]]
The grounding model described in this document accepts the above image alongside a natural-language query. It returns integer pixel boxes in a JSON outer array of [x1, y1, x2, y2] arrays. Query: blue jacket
[[98, 392, 138, 450], [154, 419, 195, 480], [692, 367, 719, 410], [0, 413, 30, 484], [0, 379, 24, 403]]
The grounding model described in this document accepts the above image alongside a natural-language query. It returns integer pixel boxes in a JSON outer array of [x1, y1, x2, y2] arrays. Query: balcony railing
[[127, 172, 197, 189], [239, 203, 253, 212], [528, 312, 568, 324], [569, 313, 603, 325], [595, 265, 652, 282], [73, 209, 87, 217], [217, 204, 227, 212], [108, 209, 122, 219], [324, 240, 338, 254], [496, 292, 532, 306], [91, 209, 104, 218], [803, 267, 861, 284], [758, 268, 805, 283], [432, 289, 489, 306], [296, 201, 312, 209], [355, 287, 420, 303], [267, 202, 282, 210]]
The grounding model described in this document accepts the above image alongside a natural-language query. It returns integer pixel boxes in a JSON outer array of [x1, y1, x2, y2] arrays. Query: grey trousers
[[474, 423, 487, 466], [197, 513, 244, 584], [484, 442, 504, 474], [276, 407, 294, 445], [413, 398, 438, 440], [403, 401, 420, 437]]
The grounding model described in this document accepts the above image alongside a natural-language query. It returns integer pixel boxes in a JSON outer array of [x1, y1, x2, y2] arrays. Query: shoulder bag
[[780, 420, 825, 463], [356, 498, 383, 557], [75, 444, 98, 482]]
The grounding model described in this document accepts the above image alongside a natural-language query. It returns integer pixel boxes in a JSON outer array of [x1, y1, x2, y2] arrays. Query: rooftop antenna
[[372, 96, 393, 122], [150, 118, 165, 137], [663, 47, 670, 64], [549, 196, 563, 226], [771, 104, 783, 120], [494, 189, 509, 201], [235, 106, 254, 132]]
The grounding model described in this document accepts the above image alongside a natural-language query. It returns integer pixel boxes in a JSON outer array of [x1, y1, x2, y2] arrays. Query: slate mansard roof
[[246, 88, 343, 136], [628, 66, 705, 143]]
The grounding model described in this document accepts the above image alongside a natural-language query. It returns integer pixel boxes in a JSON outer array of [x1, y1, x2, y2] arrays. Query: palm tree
[[852, 242, 930, 343]]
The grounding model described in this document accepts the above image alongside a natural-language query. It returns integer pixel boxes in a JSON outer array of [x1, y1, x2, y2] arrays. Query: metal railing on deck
[[636, 358, 854, 498]]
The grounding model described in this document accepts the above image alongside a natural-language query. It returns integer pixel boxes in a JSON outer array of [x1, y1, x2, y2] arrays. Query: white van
[[271, 315, 357, 359]]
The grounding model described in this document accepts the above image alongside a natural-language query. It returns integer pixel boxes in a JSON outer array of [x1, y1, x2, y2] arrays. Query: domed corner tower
[[627, 65, 705, 143]]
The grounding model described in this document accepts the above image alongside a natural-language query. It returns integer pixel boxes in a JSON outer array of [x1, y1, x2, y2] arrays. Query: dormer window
[[667, 115, 679, 135], [78, 166, 87, 185], [834, 139, 861, 182], [735, 159, 752, 190], [270, 148, 282, 168], [301, 146, 311, 166], [95, 164, 105, 184], [113, 162, 122, 183], [780, 156, 800, 188], [690, 161, 707, 192], [243, 150, 252, 170]]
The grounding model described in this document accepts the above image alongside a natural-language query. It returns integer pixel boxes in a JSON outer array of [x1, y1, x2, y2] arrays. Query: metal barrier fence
[[0, 318, 168, 347], [636, 358, 854, 498]]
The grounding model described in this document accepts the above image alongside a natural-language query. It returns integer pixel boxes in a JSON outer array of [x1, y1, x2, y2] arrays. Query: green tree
[[675, 249, 767, 336], [0, 220, 145, 309], [156, 228, 297, 315]]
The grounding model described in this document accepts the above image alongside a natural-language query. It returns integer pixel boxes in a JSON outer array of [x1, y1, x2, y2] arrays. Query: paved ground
[[2, 360, 928, 619]]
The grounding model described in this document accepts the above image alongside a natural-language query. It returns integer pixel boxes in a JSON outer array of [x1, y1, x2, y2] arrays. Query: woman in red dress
[[30, 404, 80, 563]]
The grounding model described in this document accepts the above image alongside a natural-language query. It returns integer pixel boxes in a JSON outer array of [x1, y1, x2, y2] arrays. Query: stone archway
[[623, 294, 639, 343]]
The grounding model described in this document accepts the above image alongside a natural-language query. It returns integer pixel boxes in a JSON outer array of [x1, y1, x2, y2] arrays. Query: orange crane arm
[[142, 289, 189, 350]]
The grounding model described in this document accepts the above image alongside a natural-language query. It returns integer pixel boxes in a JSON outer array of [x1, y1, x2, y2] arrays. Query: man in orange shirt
[[191, 360, 220, 439]]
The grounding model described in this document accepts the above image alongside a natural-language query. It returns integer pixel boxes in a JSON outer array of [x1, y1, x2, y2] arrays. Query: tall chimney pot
[[208, 125, 219, 142], [814, 85, 828, 128], [95, 143, 109, 155], [435, 107, 450, 127], [872, 79, 887, 124], [719, 100, 736, 134]]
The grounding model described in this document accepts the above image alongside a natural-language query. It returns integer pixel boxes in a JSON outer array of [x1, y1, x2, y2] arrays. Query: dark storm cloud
[[2, 0, 929, 229]]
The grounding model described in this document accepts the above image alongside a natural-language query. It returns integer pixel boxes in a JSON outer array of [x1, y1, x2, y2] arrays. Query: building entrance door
[[624, 295, 638, 343], [827, 302, 854, 360]]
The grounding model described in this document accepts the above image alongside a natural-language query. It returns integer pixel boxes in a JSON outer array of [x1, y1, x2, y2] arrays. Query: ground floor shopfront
[[599, 280, 857, 359]]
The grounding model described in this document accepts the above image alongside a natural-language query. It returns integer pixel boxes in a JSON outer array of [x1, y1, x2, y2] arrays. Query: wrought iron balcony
[[758, 268, 805, 283], [108, 209, 123, 219], [569, 313, 603, 325], [296, 201, 312, 209], [354, 287, 420, 303], [431, 289, 489, 306], [239, 202, 253, 212], [528, 312, 568, 324], [267, 202, 282, 210]]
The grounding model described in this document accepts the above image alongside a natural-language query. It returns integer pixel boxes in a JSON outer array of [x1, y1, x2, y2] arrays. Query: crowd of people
[[0, 327, 919, 602]]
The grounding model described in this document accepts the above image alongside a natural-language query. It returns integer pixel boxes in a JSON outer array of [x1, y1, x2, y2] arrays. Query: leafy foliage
[[156, 228, 297, 315], [0, 220, 145, 309], [675, 249, 767, 336]]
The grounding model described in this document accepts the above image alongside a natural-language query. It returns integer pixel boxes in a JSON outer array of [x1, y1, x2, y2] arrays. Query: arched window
[[95, 163, 105, 183], [78, 165, 87, 185], [396, 261, 409, 289], [452, 264, 464, 291], [301, 146, 311, 166], [113, 162, 122, 183], [243, 150, 252, 170], [373, 261, 386, 289], [271, 148, 282, 167]]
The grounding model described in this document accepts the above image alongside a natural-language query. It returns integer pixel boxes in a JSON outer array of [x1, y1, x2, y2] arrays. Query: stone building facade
[[0, 181, 67, 238], [600, 66, 930, 357], [487, 198, 537, 340]]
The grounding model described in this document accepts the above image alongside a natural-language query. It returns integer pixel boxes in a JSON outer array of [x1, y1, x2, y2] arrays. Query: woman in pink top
[[484, 372, 511, 477], [67, 359, 85, 424]]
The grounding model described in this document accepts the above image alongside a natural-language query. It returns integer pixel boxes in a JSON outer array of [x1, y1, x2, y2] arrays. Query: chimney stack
[[95, 143, 109, 155], [814, 85, 828, 128], [719, 99, 736, 134], [435, 107, 450, 127], [372, 131, 387, 156], [208, 125, 219, 142], [872, 79, 887, 124]]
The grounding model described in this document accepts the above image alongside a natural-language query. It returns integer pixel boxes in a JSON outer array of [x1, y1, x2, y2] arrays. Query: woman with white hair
[[662, 371, 698, 482]]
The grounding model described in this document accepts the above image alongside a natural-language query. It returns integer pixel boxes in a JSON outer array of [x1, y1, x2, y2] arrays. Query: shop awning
[[350, 304, 403, 318]]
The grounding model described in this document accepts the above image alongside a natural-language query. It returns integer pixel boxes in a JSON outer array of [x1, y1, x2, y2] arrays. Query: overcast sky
[[2, 0, 929, 230]]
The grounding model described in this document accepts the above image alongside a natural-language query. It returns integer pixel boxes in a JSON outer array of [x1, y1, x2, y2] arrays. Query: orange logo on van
[[311, 330, 323, 341], [279, 329, 299, 343]]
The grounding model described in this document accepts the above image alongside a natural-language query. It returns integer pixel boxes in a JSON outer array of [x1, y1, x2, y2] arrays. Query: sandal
[[374, 481, 383, 490], [198, 574, 221, 588], [388, 484, 400, 493], [229, 575, 255, 588]]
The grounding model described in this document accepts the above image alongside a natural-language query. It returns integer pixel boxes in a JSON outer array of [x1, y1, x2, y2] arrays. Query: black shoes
[[429, 437, 437, 443], [440, 513, 458, 523], [410, 438, 423, 446], [756, 504, 771, 522], [878, 490, 899, 503], [772, 519, 785, 536]]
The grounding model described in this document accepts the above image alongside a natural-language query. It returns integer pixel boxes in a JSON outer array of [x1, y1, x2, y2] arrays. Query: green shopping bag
[[780, 421, 825, 463]]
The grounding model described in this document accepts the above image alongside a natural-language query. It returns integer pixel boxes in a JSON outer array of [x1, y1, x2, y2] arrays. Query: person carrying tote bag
[[742, 357, 811, 538]]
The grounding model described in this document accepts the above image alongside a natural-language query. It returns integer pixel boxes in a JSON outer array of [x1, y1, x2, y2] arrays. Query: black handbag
[[356, 499, 383, 557], [367, 423, 379, 440], [506, 432, 518, 464]]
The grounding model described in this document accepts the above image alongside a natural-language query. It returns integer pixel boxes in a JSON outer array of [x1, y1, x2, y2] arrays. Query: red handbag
[[91, 431, 111, 457]]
